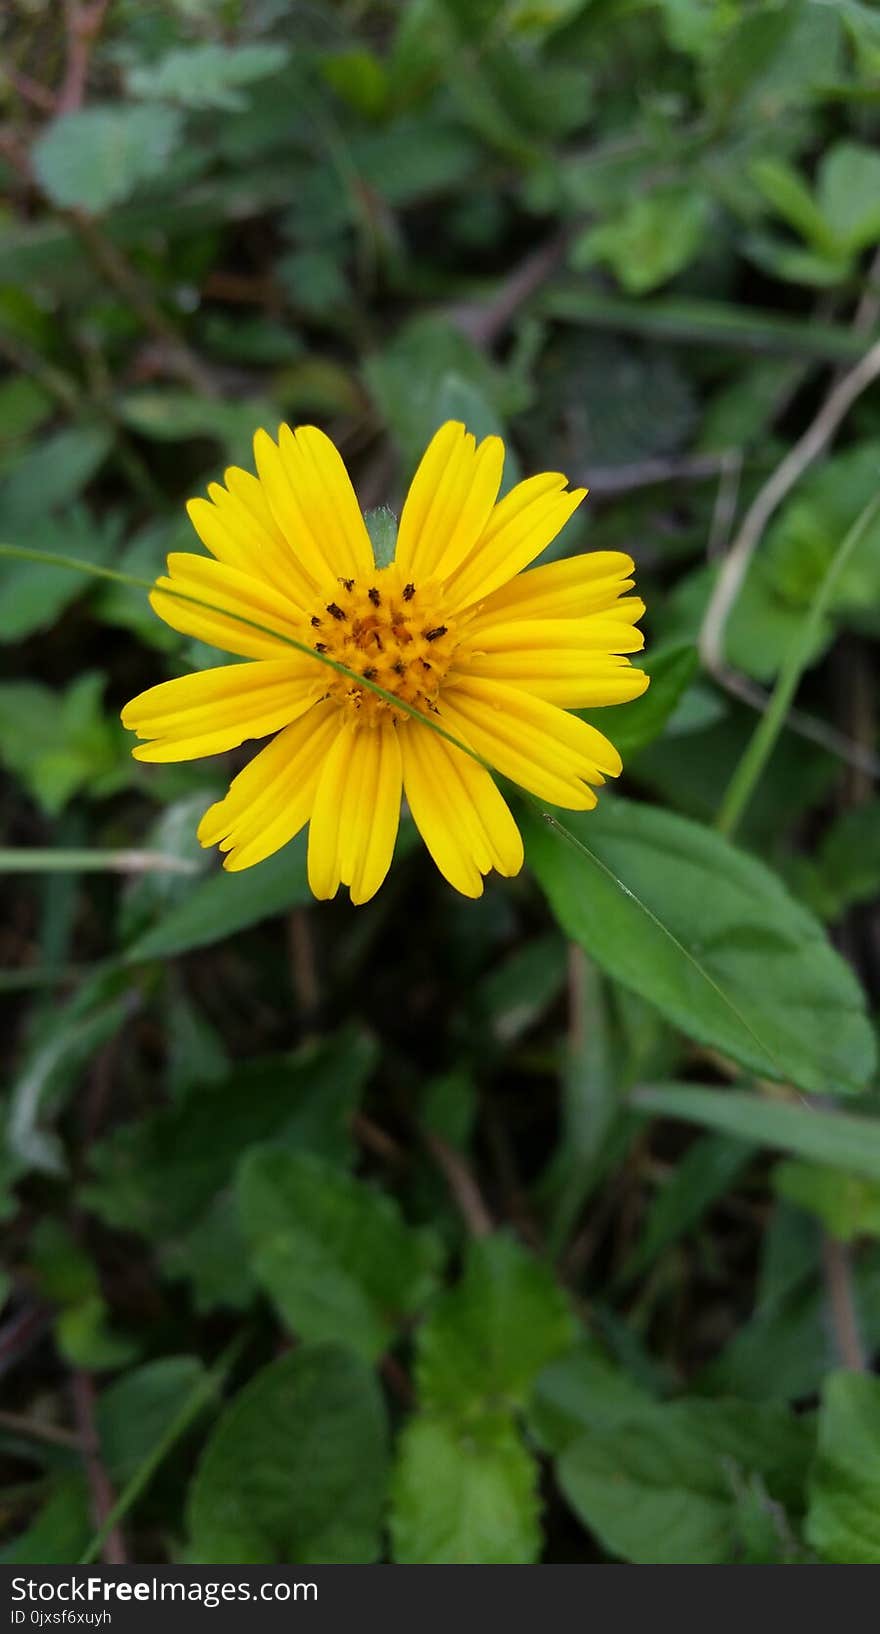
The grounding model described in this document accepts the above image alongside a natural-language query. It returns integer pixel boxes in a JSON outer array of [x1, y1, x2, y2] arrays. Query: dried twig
[[820, 1236, 866, 1372]]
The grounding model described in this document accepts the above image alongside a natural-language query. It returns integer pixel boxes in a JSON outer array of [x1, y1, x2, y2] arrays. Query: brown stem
[[70, 1371, 128, 1564], [423, 1130, 494, 1237], [820, 1236, 866, 1372], [57, 0, 113, 116]]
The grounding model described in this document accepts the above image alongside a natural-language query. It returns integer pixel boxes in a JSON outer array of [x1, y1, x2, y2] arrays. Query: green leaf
[[812, 800, 880, 921], [124, 831, 312, 960], [127, 43, 289, 111], [578, 643, 698, 758], [0, 1477, 90, 1565], [415, 1234, 577, 1419], [97, 1357, 214, 1485], [84, 1032, 374, 1238], [239, 1147, 443, 1360], [631, 1085, 880, 1184], [365, 506, 398, 569], [817, 142, 880, 253], [558, 1398, 813, 1564], [55, 1294, 139, 1371], [0, 426, 112, 525], [618, 1132, 755, 1285], [33, 106, 182, 213], [524, 798, 875, 1096], [774, 1161, 880, 1244], [749, 157, 838, 255], [390, 1412, 541, 1565], [528, 1341, 653, 1455], [187, 1347, 388, 1564], [806, 1372, 880, 1564], [574, 190, 710, 295], [116, 392, 279, 465], [0, 674, 131, 817]]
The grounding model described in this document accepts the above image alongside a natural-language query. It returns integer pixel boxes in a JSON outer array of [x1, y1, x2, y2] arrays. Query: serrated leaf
[[187, 1347, 388, 1564], [524, 798, 875, 1096], [390, 1412, 540, 1564], [806, 1372, 880, 1564], [239, 1147, 443, 1360], [415, 1234, 576, 1418], [559, 1398, 813, 1564]]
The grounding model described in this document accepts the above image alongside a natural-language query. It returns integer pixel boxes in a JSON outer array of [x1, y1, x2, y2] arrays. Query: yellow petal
[[441, 677, 622, 808], [122, 659, 324, 762], [187, 466, 317, 607], [395, 421, 504, 584], [400, 717, 523, 897], [198, 700, 338, 871], [307, 722, 402, 904], [253, 424, 373, 587], [150, 553, 310, 661], [454, 611, 648, 708], [443, 472, 586, 611], [469, 550, 636, 626]]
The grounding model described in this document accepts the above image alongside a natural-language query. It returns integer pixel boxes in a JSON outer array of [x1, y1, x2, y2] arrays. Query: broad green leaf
[[558, 1398, 813, 1564], [0, 1477, 90, 1565], [806, 1372, 880, 1564], [812, 800, 880, 922], [127, 43, 289, 110], [116, 392, 278, 465], [699, 1248, 880, 1402], [33, 106, 182, 213], [528, 1341, 653, 1455], [524, 798, 875, 1096], [84, 1032, 374, 1237], [187, 1347, 388, 1564], [773, 1161, 880, 1244], [415, 1234, 576, 1419], [390, 1412, 540, 1565], [0, 427, 112, 526], [631, 1085, 880, 1183], [578, 643, 698, 758], [817, 142, 880, 252], [162, 1192, 255, 1313], [239, 1147, 443, 1360], [97, 1357, 213, 1485]]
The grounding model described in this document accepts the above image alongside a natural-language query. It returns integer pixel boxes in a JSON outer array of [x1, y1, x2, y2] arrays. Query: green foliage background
[[2, 0, 880, 1567]]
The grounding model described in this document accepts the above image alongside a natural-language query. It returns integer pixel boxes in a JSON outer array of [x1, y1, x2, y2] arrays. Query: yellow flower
[[122, 421, 647, 903]]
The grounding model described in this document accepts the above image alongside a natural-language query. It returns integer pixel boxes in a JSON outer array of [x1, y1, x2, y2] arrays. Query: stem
[[715, 492, 880, 840], [821, 1235, 866, 1372], [0, 848, 200, 874]]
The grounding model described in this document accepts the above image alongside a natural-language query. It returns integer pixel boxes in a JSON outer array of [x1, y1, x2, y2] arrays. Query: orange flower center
[[310, 563, 459, 726]]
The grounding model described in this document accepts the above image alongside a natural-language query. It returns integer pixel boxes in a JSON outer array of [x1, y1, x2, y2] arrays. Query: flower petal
[[253, 423, 373, 586], [400, 718, 523, 898], [307, 722, 402, 904], [186, 466, 316, 608], [441, 677, 622, 808], [454, 612, 648, 707], [395, 421, 505, 584], [150, 553, 310, 660], [197, 700, 338, 871], [443, 472, 586, 611], [122, 659, 324, 763], [468, 551, 637, 626]]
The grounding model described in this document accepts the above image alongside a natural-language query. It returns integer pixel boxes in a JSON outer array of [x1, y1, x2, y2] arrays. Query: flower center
[[309, 563, 459, 726]]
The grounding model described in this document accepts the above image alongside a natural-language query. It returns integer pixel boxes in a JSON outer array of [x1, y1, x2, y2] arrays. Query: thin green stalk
[[77, 1334, 247, 1566], [715, 490, 880, 840], [0, 848, 200, 874]]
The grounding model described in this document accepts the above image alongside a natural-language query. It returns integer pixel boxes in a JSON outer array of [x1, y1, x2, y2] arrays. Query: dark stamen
[[368, 586, 381, 607], [363, 666, 378, 681], [403, 583, 415, 601], [326, 602, 346, 621], [310, 615, 321, 628], [339, 577, 354, 592], [424, 625, 447, 642], [392, 661, 405, 677], [315, 642, 328, 653]]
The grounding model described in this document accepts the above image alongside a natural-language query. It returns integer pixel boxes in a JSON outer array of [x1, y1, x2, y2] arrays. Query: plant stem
[[715, 492, 880, 840]]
